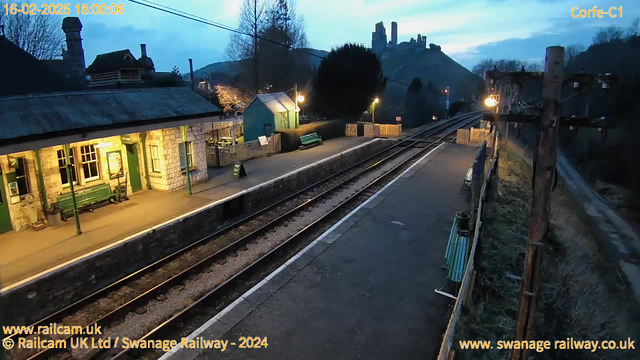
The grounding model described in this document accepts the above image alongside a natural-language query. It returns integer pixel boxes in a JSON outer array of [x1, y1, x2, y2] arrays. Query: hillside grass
[[454, 145, 640, 360]]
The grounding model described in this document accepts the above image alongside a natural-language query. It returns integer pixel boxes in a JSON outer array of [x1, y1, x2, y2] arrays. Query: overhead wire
[[128, 0, 411, 87]]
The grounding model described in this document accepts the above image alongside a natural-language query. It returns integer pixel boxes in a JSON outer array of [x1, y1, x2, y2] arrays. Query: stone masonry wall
[[162, 125, 207, 191], [1, 152, 44, 231]]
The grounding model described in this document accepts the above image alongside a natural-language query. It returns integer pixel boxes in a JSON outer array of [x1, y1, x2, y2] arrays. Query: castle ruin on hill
[[371, 21, 440, 55]]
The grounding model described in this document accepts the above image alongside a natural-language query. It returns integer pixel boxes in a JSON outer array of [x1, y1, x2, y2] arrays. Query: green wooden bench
[[58, 183, 114, 220], [299, 132, 322, 150]]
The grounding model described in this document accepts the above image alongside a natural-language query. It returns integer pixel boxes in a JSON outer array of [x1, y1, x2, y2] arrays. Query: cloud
[[60, 0, 640, 73]]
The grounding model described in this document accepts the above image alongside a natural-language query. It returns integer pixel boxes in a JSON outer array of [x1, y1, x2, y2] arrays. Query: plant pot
[[47, 212, 62, 227]]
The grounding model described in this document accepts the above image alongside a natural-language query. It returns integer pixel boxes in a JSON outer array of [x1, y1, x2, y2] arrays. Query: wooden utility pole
[[512, 46, 564, 360]]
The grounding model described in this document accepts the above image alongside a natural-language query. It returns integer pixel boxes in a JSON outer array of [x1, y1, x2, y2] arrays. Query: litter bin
[[455, 211, 470, 231]]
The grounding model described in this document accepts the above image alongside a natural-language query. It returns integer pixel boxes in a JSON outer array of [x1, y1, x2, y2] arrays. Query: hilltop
[[185, 48, 328, 83]]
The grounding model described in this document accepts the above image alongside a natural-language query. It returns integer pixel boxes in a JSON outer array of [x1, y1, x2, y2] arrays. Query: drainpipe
[[64, 144, 82, 235], [140, 132, 152, 190], [181, 126, 192, 196], [189, 58, 194, 91], [33, 149, 48, 213]]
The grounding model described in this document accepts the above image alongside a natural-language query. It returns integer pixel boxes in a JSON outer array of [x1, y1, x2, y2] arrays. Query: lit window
[[179, 142, 193, 171], [57, 149, 77, 186], [15, 157, 30, 195], [80, 145, 100, 181], [150, 145, 161, 173]]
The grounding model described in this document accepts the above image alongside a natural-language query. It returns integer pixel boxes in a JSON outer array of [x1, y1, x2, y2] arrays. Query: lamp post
[[372, 97, 380, 124], [291, 83, 305, 128], [444, 86, 450, 118]]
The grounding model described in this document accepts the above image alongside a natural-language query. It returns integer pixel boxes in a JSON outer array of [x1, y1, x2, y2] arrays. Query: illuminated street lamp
[[372, 97, 380, 124], [484, 96, 498, 108]]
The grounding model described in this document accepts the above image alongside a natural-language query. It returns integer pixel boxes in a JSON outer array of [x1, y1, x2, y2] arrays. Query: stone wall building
[[370, 21, 429, 55], [0, 88, 221, 233], [371, 22, 388, 54]]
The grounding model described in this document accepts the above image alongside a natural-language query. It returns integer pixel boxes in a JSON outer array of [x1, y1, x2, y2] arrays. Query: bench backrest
[[300, 132, 320, 143], [58, 183, 113, 211]]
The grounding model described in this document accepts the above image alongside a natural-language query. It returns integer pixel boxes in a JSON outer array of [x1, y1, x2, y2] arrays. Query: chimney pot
[[141, 44, 147, 57]]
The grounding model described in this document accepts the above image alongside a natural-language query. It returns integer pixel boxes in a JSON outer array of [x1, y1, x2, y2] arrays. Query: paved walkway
[[0, 137, 372, 288], [557, 153, 640, 303], [166, 142, 478, 360]]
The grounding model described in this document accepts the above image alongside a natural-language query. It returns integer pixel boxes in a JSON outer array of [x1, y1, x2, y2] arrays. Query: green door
[[0, 173, 13, 233], [126, 144, 142, 193]]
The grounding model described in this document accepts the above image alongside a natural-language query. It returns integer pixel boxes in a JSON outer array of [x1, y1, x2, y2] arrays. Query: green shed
[[242, 92, 298, 142]]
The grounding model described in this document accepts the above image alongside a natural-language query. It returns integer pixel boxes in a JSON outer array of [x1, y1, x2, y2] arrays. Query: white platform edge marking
[[159, 141, 447, 360], [1, 139, 383, 294]]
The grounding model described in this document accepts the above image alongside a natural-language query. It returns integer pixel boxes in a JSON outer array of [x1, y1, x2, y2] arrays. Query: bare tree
[[564, 44, 585, 65], [0, 0, 64, 59], [258, 0, 309, 90], [471, 58, 540, 78], [215, 84, 252, 113], [226, 0, 268, 93], [628, 17, 640, 38], [593, 25, 624, 44]]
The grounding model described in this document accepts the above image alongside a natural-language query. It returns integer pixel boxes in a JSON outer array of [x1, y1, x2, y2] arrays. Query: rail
[[111, 113, 485, 360], [5, 113, 481, 360]]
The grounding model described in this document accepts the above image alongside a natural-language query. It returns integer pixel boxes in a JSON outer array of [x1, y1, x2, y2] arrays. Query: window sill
[[149, 172, 163, 178], [180, 166, 197, 175]]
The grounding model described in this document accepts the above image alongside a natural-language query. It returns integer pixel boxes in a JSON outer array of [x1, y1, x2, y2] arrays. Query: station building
[[0, 87, 222, 233], [242, 93, 298, 142]]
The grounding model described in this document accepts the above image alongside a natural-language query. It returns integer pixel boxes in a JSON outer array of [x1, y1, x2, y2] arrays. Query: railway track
[[4, 112, 482, 360]]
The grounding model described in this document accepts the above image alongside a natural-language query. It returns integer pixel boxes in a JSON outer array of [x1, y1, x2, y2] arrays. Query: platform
[[0, 137, 373, 289], [167, 142, 479, 360]]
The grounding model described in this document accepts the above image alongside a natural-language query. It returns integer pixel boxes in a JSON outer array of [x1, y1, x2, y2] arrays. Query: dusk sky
[[68, 0, 639, 73]]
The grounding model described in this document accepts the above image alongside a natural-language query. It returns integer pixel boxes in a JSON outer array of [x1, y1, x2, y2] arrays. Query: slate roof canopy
[[0, 87, 222, 143], [86, 49, 144, 74], [250, 92, 296, 114]]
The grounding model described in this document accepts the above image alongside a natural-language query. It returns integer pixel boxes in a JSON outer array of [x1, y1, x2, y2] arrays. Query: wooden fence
[[345, 124, 358, 137], [378, 124, 402, 136], [438, 131, 499, 360], [206, 133, 281, 168], [363, 124, 402, 138]]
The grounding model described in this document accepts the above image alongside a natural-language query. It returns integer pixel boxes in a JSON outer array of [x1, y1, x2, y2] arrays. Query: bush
[[277, 120, 347, 152]]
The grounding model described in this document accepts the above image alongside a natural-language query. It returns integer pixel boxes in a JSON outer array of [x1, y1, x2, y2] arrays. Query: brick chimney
[[61, 17, 86, 86], [138, 43, 155, 81]]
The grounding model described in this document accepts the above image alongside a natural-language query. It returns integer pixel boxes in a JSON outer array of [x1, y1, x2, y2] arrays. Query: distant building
[[85, 44, 157, 87], [242, 93, 297, 142], [389, 22, 398, 49], [370, 21, 429, 55], [371, 22, 387, 54]]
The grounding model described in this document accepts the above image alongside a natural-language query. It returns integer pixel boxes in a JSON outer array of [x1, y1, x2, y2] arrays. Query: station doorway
[[125, 144, 142, 193], [0, 173, 13, 233]]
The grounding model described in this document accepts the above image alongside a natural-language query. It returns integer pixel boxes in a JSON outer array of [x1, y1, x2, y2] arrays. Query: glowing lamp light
[[297, 94, 305, 103], [374, 97, 380, 104], [484, 97, 498, 107]]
